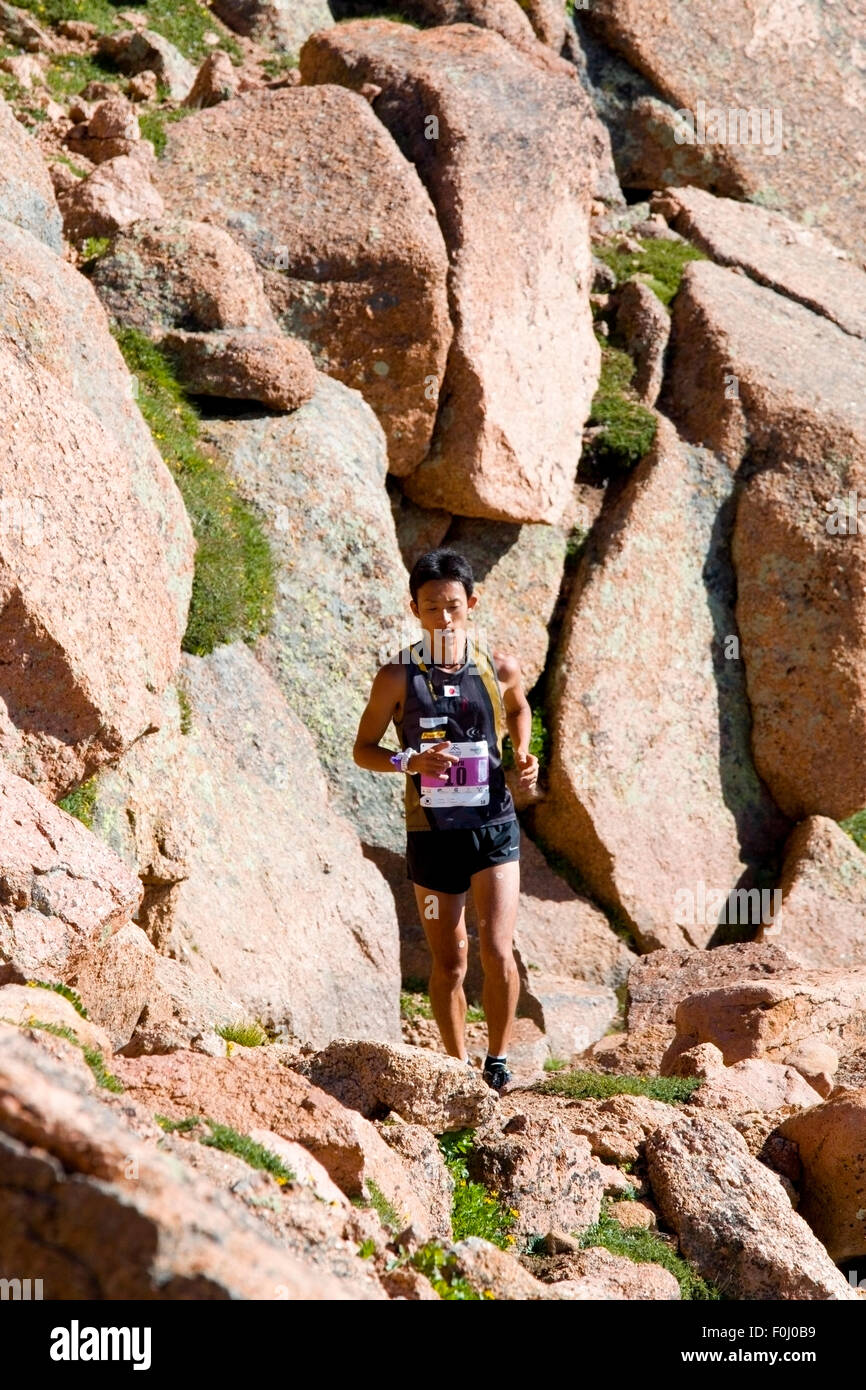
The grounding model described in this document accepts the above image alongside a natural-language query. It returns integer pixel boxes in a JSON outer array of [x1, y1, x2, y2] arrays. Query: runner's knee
[[479, 943, 517, 977], [430, 951, 468, 987]]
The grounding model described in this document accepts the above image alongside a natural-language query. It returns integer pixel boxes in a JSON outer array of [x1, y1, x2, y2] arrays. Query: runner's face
[[411, 580, 477, 662]]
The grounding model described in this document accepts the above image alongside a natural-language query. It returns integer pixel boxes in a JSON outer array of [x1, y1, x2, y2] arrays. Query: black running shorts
[[405, 819, 520, 895]]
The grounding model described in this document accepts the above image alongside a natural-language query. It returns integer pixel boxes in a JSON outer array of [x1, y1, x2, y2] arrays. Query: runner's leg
[[412, 882, 470, 1060], [470, 860, 520, 1058]]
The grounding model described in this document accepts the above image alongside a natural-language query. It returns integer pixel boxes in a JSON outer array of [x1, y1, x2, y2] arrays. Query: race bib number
[[420, 740, 490, 808]]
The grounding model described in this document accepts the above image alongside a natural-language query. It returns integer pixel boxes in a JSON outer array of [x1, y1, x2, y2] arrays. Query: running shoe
[[482, 1060, 512, 1092]]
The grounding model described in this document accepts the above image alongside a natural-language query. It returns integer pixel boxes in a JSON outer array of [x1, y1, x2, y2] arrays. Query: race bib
[[420, 740, 490, 807]]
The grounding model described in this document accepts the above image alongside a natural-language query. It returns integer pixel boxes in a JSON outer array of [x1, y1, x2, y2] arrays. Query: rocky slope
[[0, 0, 865, 1302]]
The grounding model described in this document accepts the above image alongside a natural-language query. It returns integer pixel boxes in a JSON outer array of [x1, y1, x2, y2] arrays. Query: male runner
[[353, 548, 538, 1092]]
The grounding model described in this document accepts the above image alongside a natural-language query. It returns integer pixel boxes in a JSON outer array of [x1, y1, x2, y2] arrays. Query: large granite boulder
[[0, 1027, 381, 1298], [532, 417, 788, 950], [198, 374, 410, 854], [758, 819, 866, 971], [86, 643, 402, 1046], [0, 768, 141, 980], [0, 218, 194, 797], [155, 84, 451, 474], [653, 185, 866, 342], [0, 92, 62, 250], [665, 260, 866, 821], [583, 0, 866, 261], [645, 1109, 859, 1300], [301, 20, 600, 523]]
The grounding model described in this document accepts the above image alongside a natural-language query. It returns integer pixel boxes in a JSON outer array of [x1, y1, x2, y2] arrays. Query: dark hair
[[409, 549, 474, 605]]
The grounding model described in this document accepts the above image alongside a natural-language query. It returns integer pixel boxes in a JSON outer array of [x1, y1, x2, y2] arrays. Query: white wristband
[[400, 747, 418, 772]]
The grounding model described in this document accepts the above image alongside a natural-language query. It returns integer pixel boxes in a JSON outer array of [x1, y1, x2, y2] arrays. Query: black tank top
[[392, 633, 517, 832]]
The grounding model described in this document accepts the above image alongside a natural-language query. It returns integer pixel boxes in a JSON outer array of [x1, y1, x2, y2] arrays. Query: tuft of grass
[[136, 105, 193, 158], [565, 524, 588, 562], [81, 235, 111, 262], [138, 0, 242, 63], [260, 53, 298, 80], [200, 1119, 296, 1183], [14, 0, 242, 58], [400, 989, 433, 1022], [51, 153, 89, 178], [155, 1113, 202, 1133], [587, 338, 657, 473], [216, 1019, 269, 1048], [409, 1243, 484, 1300], [26, 980, 89, 1019], [577, 1202, 723, 1300], [594, 234, 708, 309], [839, 809, 866, 854], [364, 1178, 403, 1233], [176, 685, 193, 735], [57, 777, 98, 829], [543, 1056, 568, 1072], [439, 1130, 519, 1250], [401, 986, 484, 1026], [13, 0, 117, 29], [603, 981, 629, 1037], [537, 1067, 703, 1104], [358, 1237, 377, 1259], [20, 1018, 123, 1091], [44, 52, 119, 98], [501, 703, 549, 773], [113, 327, 276, 657]]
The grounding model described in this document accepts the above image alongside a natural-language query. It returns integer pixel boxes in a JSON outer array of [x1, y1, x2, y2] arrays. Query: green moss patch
[[44, 51, 119, 98], [587, 338, 657, 474], [537, 1067, 703, 1104], [594, 234, 708, 309], [574, 1203, 722, 1300], [57, 776, 98, 829], [260, 53, 299, 80], [155, 1113, 202, 1133], [113, 327, 276, 657], [81, 235, 111, 262], [137, 105, 193, 158], [840, 809, 866, 853], [501, 703, 549, 773]]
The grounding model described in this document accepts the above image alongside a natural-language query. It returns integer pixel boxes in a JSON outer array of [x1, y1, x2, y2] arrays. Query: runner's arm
[[494, 650, 538, 787], [352, 665, 409, 773], [493, 651, 532, 757], [353, 665, 460, 777]]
